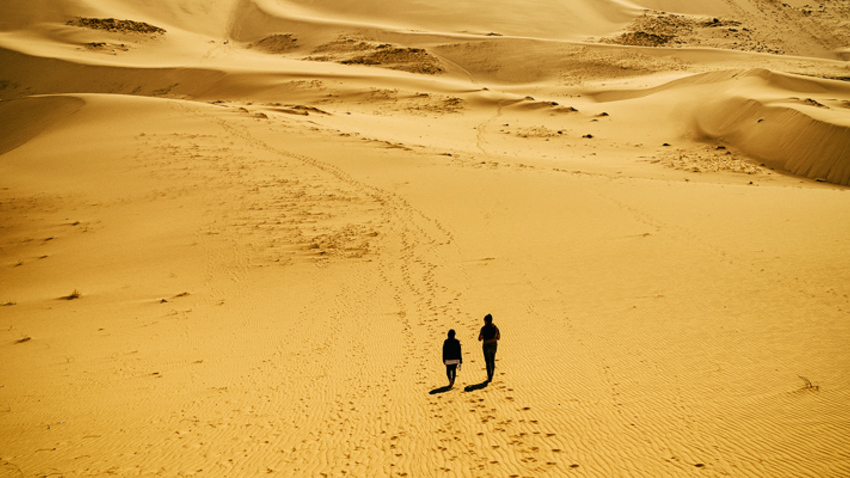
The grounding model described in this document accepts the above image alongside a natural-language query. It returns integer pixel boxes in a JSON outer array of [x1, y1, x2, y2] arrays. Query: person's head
[[484, 314, 493, 324], [448, 329, 456, 339]]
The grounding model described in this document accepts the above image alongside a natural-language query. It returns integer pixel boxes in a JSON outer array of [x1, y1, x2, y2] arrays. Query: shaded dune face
[[697, 95, 850, 186], [0, 96, 85, 156], [590, 68, 850, 185]]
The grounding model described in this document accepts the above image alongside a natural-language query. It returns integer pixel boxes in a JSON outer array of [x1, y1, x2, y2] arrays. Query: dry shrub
[[251, 34, 298, 53], [67, 17, 166, 35], [61, 289, 82, 300]]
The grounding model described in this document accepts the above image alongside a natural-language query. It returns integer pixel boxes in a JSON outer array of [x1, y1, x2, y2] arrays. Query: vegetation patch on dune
[[613, 31, 674, 47], [312, 38, 374, 54], [67, 17, 166, 35], [605, 12, 783, 55], [404, 93, 464, 114], [249, 34, 298, 53], [651, 145, 768, 175], [797, 1, 850, 53], [264, 104, 331, 116], [342, 46, 443, 74], [309, 38, 443, 75], [84, 42, 129, 54], [348, 88, 464, 116]]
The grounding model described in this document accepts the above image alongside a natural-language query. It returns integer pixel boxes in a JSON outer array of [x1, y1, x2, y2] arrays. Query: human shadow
[[463, 380, 490, 392], [429, 385, 453, 395]]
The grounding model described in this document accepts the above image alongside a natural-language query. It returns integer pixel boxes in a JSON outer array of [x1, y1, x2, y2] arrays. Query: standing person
[[442, 329, 462, 388], [478, 314, 500, 382]]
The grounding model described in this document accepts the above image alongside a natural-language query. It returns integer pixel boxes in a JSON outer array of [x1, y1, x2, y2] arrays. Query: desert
[[1, 0, 849, 476]]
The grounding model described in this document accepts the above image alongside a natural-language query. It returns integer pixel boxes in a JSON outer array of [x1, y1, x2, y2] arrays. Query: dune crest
[[272, 0, 641, 39], [696, 95, 850, 185]]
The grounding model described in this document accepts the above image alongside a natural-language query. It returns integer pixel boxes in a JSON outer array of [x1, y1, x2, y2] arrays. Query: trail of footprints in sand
[[366, 179, 571, 474], [298, 113, 575, 475], [141, 103, 576, 475], [426, 384, 568, 476]]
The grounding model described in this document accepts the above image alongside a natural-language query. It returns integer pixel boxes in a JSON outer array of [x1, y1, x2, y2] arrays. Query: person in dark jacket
[[478, 314, 500, 382], [442, 329, 462, 387]]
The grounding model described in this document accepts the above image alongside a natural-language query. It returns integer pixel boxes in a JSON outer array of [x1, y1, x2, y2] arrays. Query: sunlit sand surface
[[2, 0, 849, 476]]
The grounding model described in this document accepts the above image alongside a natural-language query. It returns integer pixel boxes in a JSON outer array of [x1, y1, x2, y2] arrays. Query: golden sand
[[1, 0, 849, 476]]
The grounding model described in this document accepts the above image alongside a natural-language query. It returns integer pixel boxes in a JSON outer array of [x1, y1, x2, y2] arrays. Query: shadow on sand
[[463, 380, 490, 392], [429, 385, 453, 395]]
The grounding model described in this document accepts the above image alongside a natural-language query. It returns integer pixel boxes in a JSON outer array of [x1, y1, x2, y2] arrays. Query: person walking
[[478, 314, 500, 382], [442, 329, 462, 388]]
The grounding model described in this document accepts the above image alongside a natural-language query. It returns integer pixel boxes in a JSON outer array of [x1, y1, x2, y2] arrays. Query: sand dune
[[695, 86, 850, 184], [588, 68, 850, 184], [1, 0, 849, 477]]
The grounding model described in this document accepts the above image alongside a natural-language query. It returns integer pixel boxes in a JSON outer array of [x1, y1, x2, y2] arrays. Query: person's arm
[[478, 330, 483, 341]]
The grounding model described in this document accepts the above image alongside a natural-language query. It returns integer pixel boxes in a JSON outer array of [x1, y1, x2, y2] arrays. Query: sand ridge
[[1, 0, 850, 477]]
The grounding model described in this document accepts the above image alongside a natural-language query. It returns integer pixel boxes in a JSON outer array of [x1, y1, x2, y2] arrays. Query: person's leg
[[489, 344, 496, 380], [447, 364, 457, 386], [483, 343, 497, 381], [482, 346, 490, 380], [486, 355, 494, 381]]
